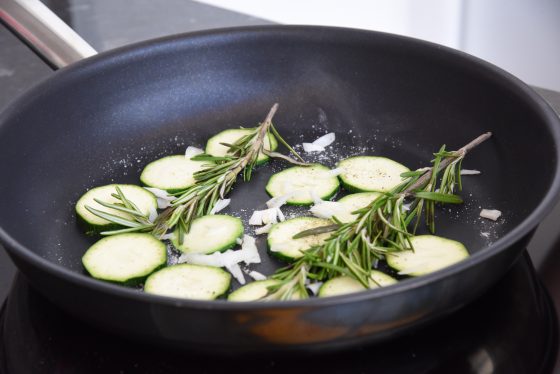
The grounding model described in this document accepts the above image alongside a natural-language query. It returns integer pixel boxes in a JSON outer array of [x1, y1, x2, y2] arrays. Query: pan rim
[[1, 25, 560, 311]]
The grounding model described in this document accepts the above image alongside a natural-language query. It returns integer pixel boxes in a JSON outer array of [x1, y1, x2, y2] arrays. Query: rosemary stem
[[405, 132, 492, 194], [264, 103, 279, 124], [237, 103, 279, 170]]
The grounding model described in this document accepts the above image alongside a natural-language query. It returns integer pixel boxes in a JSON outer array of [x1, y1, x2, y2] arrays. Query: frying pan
[[1, 1, 560, 353]]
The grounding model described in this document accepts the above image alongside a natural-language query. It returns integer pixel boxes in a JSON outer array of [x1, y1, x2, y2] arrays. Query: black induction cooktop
[[0, 252, 556, 374]]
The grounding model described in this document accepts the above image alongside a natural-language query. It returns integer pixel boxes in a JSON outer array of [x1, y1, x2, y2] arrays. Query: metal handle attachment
[[0, 0, 97, 69]]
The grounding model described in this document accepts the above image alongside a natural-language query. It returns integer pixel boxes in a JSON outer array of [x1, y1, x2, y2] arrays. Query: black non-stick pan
[[1, 2, 560, 353]]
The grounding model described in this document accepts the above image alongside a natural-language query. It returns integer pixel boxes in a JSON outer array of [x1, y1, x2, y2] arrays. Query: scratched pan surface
[[0, 26, 559, 353]]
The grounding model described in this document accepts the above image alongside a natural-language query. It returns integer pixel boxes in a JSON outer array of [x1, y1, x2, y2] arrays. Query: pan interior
[[0, 28, 557, 290]]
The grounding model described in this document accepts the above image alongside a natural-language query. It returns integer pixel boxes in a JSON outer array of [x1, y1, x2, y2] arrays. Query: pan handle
[[0, 0, 97, 70]]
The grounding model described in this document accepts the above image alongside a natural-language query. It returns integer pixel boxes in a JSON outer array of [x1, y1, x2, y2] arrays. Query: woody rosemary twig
[[262, 132, 492, 301], [85, 103, 305, 239]]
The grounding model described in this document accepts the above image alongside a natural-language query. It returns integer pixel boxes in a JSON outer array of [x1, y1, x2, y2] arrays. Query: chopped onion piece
[[180, 251, 230, 267], [302, 132, 336, 153], [302, 142, 325, 153], [460, 169, 481, 175], [262, 208, 279, 224], [248, 210, 263, 225], [144, 187, 176, 201], [255, 223, 272, 235], [312, 132, 336, 148], [226, 263, 246, 285], [210, 198, 231, 214], [178, 252, 225, 267], [178, 235, 260, 268], [480, 209, 502, 221], [236, 237, 243, 245], [309, 190, 324, 205], [266, 191, 296, 208], [245, 269, 267, 281], [160, 233, 174, 241], [249, 207, 283, 225], [240, 235, 261, 265], [277, 208, 285, 222], [148, 206, 158, 223], [144, 187, 176, 209], [306, 282, 323, 296], [184, 146, 204, 159], [480, 232, 490, 238], [310, 201, 350, 220], [156, 198, 172, 209]]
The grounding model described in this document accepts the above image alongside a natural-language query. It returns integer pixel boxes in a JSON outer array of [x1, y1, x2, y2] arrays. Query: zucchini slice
[[337, 156, 409, 192], [75, 184, 157, 233], [82, 233, 166, 286], [228, 279, 306, 301], [170, 214, 244, 254], [335, 192, 382, 222], [265, 164, 340, 205], [205, 128, 278, 165], [318, 271, 397, 298], [140, 155, 207, 193], [386, 235, 469, 276], [144, 264, 231, 300], [267, 217, 332, 261]]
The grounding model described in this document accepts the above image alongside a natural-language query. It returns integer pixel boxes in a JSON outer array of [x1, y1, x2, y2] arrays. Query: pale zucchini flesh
[[228, 279, 306, 301], [75, 184, 157, 233], [144, 264, 231, 300], [337, 156, 410, 192], [82, 233, 166, 285], [171, 214, 243, 254], [265, 164, 340, 205], [335, 192, 382, 222], [267, 217, 332, 261], [318, 271, 397, 298], [386, 235, 469, 276], [140, 155, 207, 192], [205, 128, 278, 164]]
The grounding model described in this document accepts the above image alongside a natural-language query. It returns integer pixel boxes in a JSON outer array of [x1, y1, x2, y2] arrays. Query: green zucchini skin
[[318, 271, 397, 298], [82, 233, 167, 286], [265, 164, 340, 206], [337, 156, 410, 193], [170, 214, 244, 254], [144, 264, 231, 300], [75, 184, 157, 235], [267, 217, 332, 262], [340, 179, 364, 194], [386, 235, 469, 276], [205, 128, 278, 165], [140, 155, 207, 193]]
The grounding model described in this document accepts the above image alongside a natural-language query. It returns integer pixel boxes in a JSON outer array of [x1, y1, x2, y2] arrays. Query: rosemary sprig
[[263, 132, 492, 300], [85, 104, 305, 239]]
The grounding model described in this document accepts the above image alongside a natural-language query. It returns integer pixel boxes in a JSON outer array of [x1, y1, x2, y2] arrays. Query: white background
[[197, 0, 560, 91]]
